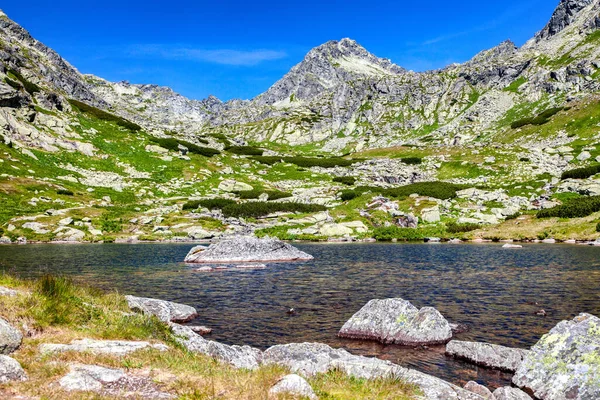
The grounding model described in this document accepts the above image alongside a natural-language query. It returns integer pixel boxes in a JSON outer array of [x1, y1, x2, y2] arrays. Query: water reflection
[[1, 242, 599, 389]]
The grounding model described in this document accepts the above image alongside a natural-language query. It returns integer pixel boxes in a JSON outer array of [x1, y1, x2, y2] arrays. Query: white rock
[[269, 374, 317, 400]]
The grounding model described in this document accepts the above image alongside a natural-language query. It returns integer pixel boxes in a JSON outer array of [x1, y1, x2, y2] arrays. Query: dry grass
[[0, 274, 420, 399]]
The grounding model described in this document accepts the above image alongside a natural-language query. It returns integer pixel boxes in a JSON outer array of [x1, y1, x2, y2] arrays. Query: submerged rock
[[183, 236, 313, 263], [502, 243, 523, 248], [0, 317, 22, 354], [0, 355, 27, 383], [125, 295, 198, 323], [338, 298, 452, 345], [512, 313, 600, 400], [262, 342, 481, 400], [446, 340, 529, 372], [492, 387, 532, 400], [170, 323, 262, 370], [40, 339, 168, 356], [269, 374, 317, 400]]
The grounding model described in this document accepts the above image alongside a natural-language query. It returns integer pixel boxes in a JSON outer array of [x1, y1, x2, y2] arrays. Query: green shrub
[[225, 146, 264, 156], [401, 157, 422, 165], [234, 189, 292, 200], [151, 137, 220, 157], [519, 157, 530, 162], [151, 137, 180, 151], [221, 202, 326, 218], [195, 198, 237, 210], [511, 107, 563, 129], [210, 133, 232, 147], [57, 189, 74, 196], [333, 176, 356, 186], [182, 200, 201, 210], [99, 215, 122, 233], [561, 164, 600, 180], [69, 99, 141, 131], [505, 213, 520, 220], [4, 77, 21, 90], [340, 190, 360, 201], [596, 222, 600, 233], [7, 69, 40, 95], [252, 156, 359, 168], [353, 182, 464, 201], [446, 222, 480, 233], [537, 196, 600, 218]]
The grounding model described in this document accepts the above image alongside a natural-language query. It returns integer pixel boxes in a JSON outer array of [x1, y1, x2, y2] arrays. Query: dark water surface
[[1, 242, 599, 389]]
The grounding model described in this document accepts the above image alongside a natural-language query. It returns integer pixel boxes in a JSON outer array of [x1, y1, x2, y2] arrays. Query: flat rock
[[464, 381, 493, 398], [338, 298, 452, 345], [183, 236, 313, 263], [189, 325, 213, 335], [125, 295, 198, 322], [269, 374, 317, 400], [40, 339, 168, 356], [446, 340, 530, 372], [512, 313, 600, 400], [59, 364, 174, 399], [170, 323, 261, 370], [0, 317, 22, 354], [262, 342, 482, 400], [492, 387, 532, 400], [0, 355, 27, 383], [0, 286, 20, 296], [502, 244, 523, 248]]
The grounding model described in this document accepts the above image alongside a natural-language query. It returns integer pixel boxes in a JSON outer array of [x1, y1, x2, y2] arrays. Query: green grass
[[7, 69, 41, 95], [510, 107, 564, 129], [68, 99, 142, 131], [446, 222, 480, 233], [503, 76, 527, 93]]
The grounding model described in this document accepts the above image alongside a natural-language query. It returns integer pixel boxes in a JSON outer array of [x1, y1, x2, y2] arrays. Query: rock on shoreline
[[125, 295, 198, 323], [446, 340, 530, 372], [183, 235, 313, 263], [338, 298, 453, 345]]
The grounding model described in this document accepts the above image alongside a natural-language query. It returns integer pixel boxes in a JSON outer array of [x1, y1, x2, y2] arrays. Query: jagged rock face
[[536, 0, 595, 40]]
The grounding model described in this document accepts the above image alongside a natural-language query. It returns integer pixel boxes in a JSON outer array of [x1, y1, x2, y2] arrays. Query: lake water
[[1, 242, 599, 389]]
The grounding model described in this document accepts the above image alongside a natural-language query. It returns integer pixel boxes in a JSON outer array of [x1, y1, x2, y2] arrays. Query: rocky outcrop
[[535, 0, 595, 40], [170, 323, 262, 370], [492, 387, 532, 400], [446, 340, 530, 372], [0, 355, 27, 383], [338, 298, 452, 345], [268, 374, 318, 400], [183, 236, 313, 263], [512, 313, 600, 400], [262, 342, 482, 399], [0, 317, 21, 354], [125, 295, 198, 323], [39, 339, 168, 356]]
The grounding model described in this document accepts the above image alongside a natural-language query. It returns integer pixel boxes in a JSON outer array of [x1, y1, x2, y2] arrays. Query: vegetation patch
[[7, 68, 40, 95], [373, 226, 446, 241], [561, 164, 600, 180], [150, 137, 220, 157], [69, 99, 142, 131], [234, 189, 292, 200], [351, 182, 464, 201], [537, 196, 600, 219], [56, 189, 74, 196], [333, 176, 356, 186], [510, 107, 564, 129], [222, 202, 326, 218], [183, 198, 237, 211], [225, 145, 264, 156], [252, 156, 360, 168], [446, 222, 480, 233], [400, 157, 422, 165]]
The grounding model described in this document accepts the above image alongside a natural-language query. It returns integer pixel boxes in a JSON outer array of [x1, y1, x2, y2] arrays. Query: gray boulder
[[0, 317, 22, 354], [183, 235, 313, 263], [269, 374, 317, 400], [40, 339, 168, 356], [512, 313, 600, 400], [338, 298, 452, 345], [464, 381, 493, 398], [262, 342, 482, 399], [0, 355, 27, 383], [170, 323, 262, 370], [125, 295, 198, 322], [492, 387, 532, 400], [446, 340, 530, 372]]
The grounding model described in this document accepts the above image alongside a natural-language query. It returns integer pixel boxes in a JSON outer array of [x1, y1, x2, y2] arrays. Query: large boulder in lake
[[183, 235, 313, 263], [338, 298, 452, 345], [446, 340, 530, 372], [125, 295, 198, 323], [0, 317, 22, 354], [512, 313, 600, 399]]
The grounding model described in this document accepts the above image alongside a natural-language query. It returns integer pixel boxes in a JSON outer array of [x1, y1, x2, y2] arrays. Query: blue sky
[[3, 0, 558, 101]]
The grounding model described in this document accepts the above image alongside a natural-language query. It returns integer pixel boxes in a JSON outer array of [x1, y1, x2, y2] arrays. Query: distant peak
[[536, 0, 595, 40]]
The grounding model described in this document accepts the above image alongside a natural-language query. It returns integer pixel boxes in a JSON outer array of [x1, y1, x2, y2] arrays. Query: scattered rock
[[502, 243, 523, 248], [218, 180, 253, 192], [421, 207, 441, 223], [338, 298, 452, 345], [0, 318, 22, 354], [184, 236, 313, 263], [0, 355, 27, 383], [40, 339, 168, 356], [125, 295, 198, 323], [189, 325, 212, 335], [464, 381, 493, 398], [512, 313, 600, 400], [269, 374, 317, 400], [446, 340, 530, 372], [492, 387, 532, 400]]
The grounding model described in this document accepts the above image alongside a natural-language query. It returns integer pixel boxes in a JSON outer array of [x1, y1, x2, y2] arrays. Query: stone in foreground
[[464, 381, 493, 398], [262, 342, 481, 400], [183, 235, 313, 263], [492, 387, 532, 400], [40, 339, 168, 356], [0, 355, 27, 383], [0, 317, 22, 354], [446, 340, 530, 372], [269, 374, 317, 400], [125, 295, 198, 322], [170, 323, 262, 370], [338, 298, 452, 345], [512, 313, 600, 400]]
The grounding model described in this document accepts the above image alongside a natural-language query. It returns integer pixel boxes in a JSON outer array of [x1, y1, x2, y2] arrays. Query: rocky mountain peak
[[536, 0, 595, 41]]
